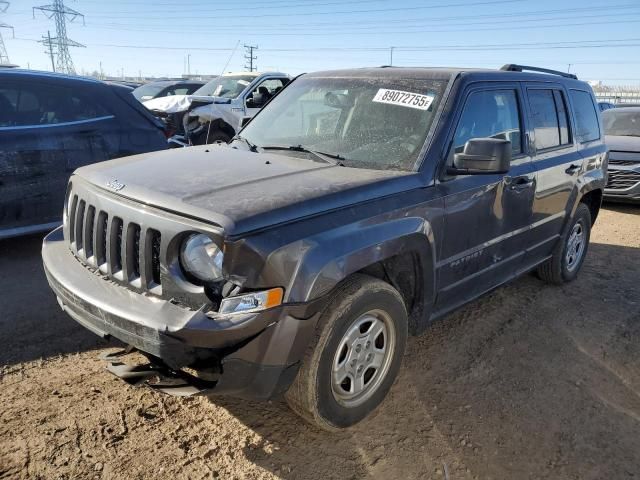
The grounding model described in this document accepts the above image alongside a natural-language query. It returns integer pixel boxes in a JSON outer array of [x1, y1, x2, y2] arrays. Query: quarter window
[[528, 89, 571, 151], [453, 89, 522, 156], [570, 90, 600, 143]]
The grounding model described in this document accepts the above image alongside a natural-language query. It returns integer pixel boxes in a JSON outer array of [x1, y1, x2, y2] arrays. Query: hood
[[143, 94, 192, 113], [605, 135, 640, 153], [143, 95, 216, 114], [74, 145, 420, 235]]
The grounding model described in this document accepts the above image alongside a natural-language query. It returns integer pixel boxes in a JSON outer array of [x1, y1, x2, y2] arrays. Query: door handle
[[508, 176, 534, 191], [565, 164, 580, 174]]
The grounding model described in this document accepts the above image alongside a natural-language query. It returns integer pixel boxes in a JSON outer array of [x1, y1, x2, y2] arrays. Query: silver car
[[602, 107, 640, 203]]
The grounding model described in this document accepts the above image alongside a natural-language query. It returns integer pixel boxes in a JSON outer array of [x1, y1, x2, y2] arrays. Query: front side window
[[528, 89, 571, 151], [570, 90, 601, 143], [240, 75, 449, 171], [453, 89, 522, 155]]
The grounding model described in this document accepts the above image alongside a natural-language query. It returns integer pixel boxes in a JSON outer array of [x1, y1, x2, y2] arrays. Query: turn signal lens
[[219, 288, 284, 314]]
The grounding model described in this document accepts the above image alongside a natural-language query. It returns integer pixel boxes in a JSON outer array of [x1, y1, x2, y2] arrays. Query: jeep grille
[[68, 192, 163, 294]]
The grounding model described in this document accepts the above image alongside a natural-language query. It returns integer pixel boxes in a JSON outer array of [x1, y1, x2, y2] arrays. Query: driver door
[[435, 83, 536, 313]]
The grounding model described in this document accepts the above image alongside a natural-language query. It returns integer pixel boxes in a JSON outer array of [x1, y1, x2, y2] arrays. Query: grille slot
[[608, 159, 640, 166], [68, 195, 78, 245], [110, 217, 124, 276], [84, 206, 96, 261], [126, 223, 142, 283], [75, 200, 86, 253], [96, 211, 108, 270], [149, 229, 162, 286], [606, 170, 640, 190]]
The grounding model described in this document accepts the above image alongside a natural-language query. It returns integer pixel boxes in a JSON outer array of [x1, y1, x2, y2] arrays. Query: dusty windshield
[[240, 75, 449, 171], [194, 75, 256, 98], [603, 109, 640, 137]]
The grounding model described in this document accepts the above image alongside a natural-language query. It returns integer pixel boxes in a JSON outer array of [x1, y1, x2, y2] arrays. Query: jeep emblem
[[106, 179, 125, 192]]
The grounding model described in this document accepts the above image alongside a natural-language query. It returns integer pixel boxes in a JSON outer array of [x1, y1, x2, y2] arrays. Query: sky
[[2, 0, 640, 85]]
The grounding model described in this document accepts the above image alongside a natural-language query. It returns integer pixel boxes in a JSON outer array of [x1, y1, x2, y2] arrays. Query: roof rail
[[500, 64, 578, 80]]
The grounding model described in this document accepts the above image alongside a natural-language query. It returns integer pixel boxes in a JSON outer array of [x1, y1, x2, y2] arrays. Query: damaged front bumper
[[42, 227, 323, 399]]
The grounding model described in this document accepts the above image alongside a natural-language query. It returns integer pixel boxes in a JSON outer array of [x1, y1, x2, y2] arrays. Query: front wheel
[[285, 274, 408, 431], [537, 203, 592, 284]]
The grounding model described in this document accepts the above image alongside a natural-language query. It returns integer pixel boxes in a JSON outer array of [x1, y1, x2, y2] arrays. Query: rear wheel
[[285, 274, 408, 431], [537, 203, 591, 284]]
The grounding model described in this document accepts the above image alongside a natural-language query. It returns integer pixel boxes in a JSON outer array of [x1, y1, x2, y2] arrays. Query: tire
[[537, 203, 592, 284], [285, 274, 408, 431], [193, 128, 231, 146]]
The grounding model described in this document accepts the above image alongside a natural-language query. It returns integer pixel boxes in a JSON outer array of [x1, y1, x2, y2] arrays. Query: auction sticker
[[373, 89, 434, 110]]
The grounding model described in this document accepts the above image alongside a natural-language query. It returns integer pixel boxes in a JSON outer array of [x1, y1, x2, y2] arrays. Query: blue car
[[0, 69, 168, 239]]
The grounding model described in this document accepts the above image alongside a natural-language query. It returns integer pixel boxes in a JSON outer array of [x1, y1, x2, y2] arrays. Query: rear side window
[[453, 89, 522, 155], [0, 82, 110, 128], [528, 89, 571, 150], [570, 90, 600, 143]]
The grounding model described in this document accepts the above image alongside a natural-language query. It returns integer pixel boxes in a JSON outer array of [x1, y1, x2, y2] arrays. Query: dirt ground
[[1, 204, 639, 480]]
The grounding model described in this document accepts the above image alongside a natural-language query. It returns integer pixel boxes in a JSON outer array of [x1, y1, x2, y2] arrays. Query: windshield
[[132, 83, 166, 100], [240, 75, 448, 171], [193, 75, 256, 98], [603, 109, 640, 137]]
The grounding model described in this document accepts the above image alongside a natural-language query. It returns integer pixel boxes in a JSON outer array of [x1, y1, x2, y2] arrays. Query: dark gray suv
[[42, 64, 607, 430]]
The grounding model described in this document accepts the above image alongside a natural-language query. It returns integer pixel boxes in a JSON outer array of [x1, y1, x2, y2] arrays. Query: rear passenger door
[[436, 83, 536, 312], [0, 79, 114, 234], [523, 84, 583, 266]]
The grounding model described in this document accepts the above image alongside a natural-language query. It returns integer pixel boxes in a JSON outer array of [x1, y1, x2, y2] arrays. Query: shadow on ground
[[0, 233, 110, 367]]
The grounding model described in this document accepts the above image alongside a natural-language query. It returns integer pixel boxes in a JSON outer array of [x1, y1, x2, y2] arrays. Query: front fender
[[271, 216, 437, 308]]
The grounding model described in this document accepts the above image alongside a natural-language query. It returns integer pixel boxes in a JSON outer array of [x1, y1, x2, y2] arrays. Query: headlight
[[219, 288, 283, 314], [180, 234, 224, 283]]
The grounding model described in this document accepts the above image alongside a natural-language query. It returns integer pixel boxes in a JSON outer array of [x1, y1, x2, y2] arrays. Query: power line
[[33, 0, 85, 74], [244, 44, 257, 72], [81, 0, 528, 20], [0, 0, 13, 65], [72, 15, 640, 37]]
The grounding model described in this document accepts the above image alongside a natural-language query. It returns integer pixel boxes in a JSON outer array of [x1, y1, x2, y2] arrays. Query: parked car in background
[[142, 72, 289, 144], [598, 101, 615, 111], [602, 107, 640, 202], [133, 80, 206, 102], [0, 69, 168, 239], [179, 71, 291, 146], [42, 64, 606, 430]]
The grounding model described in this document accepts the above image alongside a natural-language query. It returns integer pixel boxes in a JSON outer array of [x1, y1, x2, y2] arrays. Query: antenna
[[33, 0, 85, 74], [0, 1, 14, 65]]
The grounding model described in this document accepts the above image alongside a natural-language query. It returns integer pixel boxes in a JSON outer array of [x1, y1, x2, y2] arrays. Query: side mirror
[[448, 138, 511, 175], [247, 93, 265, 108]]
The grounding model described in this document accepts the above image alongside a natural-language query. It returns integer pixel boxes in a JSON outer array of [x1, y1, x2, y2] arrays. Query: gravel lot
[[1, 204, 639, 480]]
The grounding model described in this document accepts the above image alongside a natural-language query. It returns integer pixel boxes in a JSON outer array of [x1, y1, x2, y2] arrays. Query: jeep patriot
[[42, 64, 607, 430]]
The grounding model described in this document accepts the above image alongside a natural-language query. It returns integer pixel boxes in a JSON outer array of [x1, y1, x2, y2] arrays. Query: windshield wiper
[[231, 135, 259, 152], [261, 145, 346, 166]]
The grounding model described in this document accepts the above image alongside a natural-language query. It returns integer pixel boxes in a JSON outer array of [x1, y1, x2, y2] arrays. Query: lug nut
[[366, 341, 371, 349], [357, 365, 363, 373], [367, 354, 372, 362], [355, 345, 361, 353]]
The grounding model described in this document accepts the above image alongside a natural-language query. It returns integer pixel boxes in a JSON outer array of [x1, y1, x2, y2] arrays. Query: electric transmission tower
[[0, 1, 14, 65], [244, 44, 257, 72], [33, 0, 85, 74]]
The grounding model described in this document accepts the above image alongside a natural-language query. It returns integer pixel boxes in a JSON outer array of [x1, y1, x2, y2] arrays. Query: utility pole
[[389, 46, 394, 67], [244, 44, 257, 72], [0, 1, 14, 65], [567, 63, 572, 74], [187, 53, 191, 76], [44, 29, 55, 71], [34, 0, 85, 75]]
